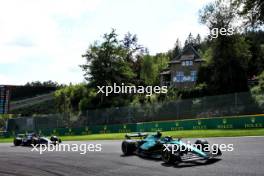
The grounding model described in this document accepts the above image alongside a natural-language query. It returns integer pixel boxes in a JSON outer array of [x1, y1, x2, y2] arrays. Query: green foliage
[[157, 84, 208, 102], [25, 80, 62, 87], [0, 115, 14, 130], [140, 54, 169, 85], [80, 29, 142, 86], [199, 0, 237, 30], [234, 0, 264, 29], [8, 1, 264, 122], [198, 35, 251, 94], [51, 4, 264, 115], [55, 28, 169, 113], [200, 47, 213, 63], [167, 38, 182, 60], [197, 0, 264, 94], [251, 71, 264, 107], [160, 88, 180, 101], [55, 84, 97, 113], [198, 0, 251, 94], [140, 55, 156, 85], [246, 31, 264, 77], [80, 29, 148, 108]]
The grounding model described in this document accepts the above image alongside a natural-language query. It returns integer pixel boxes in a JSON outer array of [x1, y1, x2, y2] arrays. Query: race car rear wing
[[125, 132, 148, 139]]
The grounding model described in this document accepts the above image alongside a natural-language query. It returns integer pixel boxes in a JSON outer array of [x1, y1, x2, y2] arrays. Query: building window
[[181, 60, 193, 66], [190, 70, 197, 81], [174, 71, 184, 82], [181, 61, 185, 66]]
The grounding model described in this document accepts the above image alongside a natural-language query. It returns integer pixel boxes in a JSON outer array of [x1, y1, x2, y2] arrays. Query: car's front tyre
[[162, 149, 178, 164], [13, 138, 22, 146], [162, 145, 181, 164], [121, 140, 136, 156]]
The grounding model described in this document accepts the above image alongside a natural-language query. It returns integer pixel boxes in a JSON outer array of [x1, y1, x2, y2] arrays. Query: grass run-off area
[[1, 128, 264, 143]]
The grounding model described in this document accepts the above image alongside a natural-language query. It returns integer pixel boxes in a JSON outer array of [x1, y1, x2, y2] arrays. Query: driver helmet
[[156, 131, 162, 138]]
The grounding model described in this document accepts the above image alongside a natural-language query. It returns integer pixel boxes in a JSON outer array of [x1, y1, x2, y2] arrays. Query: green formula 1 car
[[121, 132, 222, 164]]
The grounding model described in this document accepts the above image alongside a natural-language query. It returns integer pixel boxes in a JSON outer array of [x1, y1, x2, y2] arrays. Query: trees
[[81, 29, 136, 87], [251, 71, 264, 108], [167, 38, 181, 60], [81, 30, 133, 107], [198, 0, 251, 94], [233, 0, 264, 78], [183, 33, 202, 50], [199, 0, 237, 30], [234, 0, 264, 29], [80, 29, 149, 108], [140, 53, 169, 86], [230, 0, 264, 79], [25, 81, 60, 87], [81, 29, 147, 87], [55, 0, 263, 114], [55, 30, 167, 112], [54, 84, 97, 113], [195, 34, 201, 46], [245, 31, 264, 78], [57, 29, 170, 111], [184, 33, 195, 46]]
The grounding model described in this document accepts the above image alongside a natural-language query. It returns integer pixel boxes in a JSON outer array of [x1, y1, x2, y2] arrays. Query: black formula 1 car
[[121, 132, 222, 164], [13, 133, 61, 146]]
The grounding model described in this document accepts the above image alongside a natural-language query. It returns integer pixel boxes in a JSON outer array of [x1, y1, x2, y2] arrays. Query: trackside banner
[[4, 115, 264, 137]]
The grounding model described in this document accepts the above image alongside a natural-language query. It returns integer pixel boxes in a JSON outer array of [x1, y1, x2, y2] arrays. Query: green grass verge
[[0, 138, 13, 143], [1, 128, 264, 143]]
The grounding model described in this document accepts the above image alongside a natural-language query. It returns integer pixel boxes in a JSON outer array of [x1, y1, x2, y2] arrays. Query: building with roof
[[160, 45, 205, 88]]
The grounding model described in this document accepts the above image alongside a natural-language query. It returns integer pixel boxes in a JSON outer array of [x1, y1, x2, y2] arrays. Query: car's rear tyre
[[50, 136, 61, 144], [213, 145, 222, 156], [121, 140, 136, 155], [13, 138, 22, 146], [32, 138, 39, 146]]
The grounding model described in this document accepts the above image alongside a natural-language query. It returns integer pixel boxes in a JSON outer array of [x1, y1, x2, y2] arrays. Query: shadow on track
[[161, 158, 222, 168], [121, 154, 222, 167]]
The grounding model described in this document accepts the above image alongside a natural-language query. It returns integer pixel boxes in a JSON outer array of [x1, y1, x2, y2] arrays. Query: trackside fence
[[4, 114, 264, 137], [3, 91, 264, 137]]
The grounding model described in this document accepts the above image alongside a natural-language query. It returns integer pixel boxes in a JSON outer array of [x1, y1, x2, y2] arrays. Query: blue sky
[[0, 0, 212, 85]]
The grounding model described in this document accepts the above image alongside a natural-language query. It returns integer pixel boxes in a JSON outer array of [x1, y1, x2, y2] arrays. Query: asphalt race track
[[0, 137, 263, 176]]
